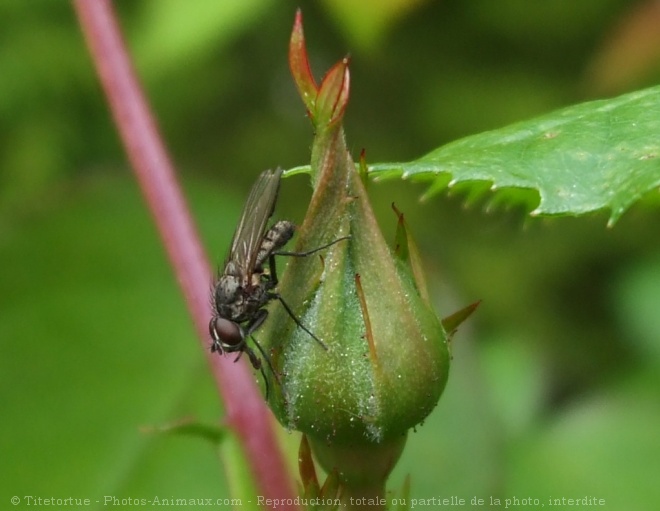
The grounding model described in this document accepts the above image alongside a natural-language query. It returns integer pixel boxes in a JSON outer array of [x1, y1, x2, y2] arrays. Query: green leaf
[[395, 474, 411, 511], [321, 0, 427, 53], [0, 175, 250, 501], [142, 418, 226, 445], [134, 0, 273, 77], [218, 435, 262, 511], [508, 369, 660, 510], [370, 85, 660, 225]]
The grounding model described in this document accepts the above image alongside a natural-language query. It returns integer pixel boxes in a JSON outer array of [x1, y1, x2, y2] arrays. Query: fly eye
[[209, 316, 243, 348], [208, 318, 219, 341]]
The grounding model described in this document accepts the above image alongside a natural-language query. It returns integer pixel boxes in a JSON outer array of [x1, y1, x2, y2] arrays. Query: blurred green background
[[2, 0, 660, 509]]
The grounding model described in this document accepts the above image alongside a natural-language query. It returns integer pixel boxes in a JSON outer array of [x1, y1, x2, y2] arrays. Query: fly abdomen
[[255, 220, 295, 269]]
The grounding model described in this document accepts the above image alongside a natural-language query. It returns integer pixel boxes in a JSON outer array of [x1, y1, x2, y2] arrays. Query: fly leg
[[241, 344, 271, 400], [273, 235, 350, 258], [266, 253, 329, 351], [242, 308, 280, 399], [244, 307, 269, 337], [273, 292, 328, 351]]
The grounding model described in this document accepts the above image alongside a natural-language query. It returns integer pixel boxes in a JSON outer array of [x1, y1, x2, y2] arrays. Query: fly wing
[[223, 168, 283, 282]]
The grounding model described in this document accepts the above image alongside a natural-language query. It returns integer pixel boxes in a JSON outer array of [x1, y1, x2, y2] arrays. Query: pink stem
[[73, 0, 296, 505]]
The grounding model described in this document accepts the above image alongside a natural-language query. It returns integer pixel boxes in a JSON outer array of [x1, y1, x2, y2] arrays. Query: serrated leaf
[[370, 85, 660, 225]]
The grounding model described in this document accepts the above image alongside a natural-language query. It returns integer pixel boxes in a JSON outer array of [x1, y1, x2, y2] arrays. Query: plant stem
[[72, 0, 296, 506]]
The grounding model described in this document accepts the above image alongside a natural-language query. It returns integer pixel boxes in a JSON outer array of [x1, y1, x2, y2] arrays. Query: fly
[[209, 167, 346, 397]]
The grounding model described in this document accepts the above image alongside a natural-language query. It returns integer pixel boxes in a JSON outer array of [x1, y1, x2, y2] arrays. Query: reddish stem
[[73, 0, 296, 505]]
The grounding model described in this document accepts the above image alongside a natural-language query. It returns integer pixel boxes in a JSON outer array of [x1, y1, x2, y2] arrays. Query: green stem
[[309, 435, 407, 510]]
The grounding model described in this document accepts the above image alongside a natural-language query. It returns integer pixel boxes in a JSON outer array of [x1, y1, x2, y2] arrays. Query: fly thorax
[[215, 275, 241, 309]]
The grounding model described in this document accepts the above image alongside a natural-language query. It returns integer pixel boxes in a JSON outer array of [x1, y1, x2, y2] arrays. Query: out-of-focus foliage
[[585, 0, 660, 94], [2, 0, 660, 509]]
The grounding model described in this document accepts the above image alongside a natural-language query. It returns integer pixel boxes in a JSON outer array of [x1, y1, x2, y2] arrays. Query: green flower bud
[[258, 13, 452, 491], [264, 143, 450, 444]]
